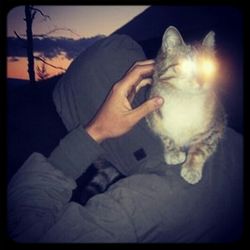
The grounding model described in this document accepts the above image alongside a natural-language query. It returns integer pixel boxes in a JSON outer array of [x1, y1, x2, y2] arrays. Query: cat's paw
[[165, 151, 186, 165], [180, 167, 202, 184]]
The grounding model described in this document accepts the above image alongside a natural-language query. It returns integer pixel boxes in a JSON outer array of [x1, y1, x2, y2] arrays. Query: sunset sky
[[7, 5, 149, 80]]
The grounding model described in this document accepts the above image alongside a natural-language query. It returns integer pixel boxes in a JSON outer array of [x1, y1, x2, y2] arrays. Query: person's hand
[[85, 60, 164, 143]]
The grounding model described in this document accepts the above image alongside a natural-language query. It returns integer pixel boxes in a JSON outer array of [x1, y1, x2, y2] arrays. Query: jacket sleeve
[[48, 125, 105, 180], [7, 125, 105, 242]]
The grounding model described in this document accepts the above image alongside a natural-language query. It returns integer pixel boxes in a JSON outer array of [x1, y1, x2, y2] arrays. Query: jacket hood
[[52, 34, 147, 132]]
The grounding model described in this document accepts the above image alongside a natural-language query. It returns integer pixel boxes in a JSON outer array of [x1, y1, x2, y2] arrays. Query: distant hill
[[7, 35, 105, 60]]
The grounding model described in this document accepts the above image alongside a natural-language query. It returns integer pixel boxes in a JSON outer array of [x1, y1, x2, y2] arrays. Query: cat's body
[[146, 26, 226, 184]]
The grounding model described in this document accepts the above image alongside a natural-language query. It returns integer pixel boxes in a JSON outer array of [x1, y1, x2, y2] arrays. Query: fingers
[[127, 78, 153, 103], [130, 96, 164, 124], [120, 60, 155, 92], [135, 78, 153, 93], [128, 59, 155, 72]]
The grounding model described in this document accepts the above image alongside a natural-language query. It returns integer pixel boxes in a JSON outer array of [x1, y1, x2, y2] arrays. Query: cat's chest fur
[[154, 88, 211, 147]]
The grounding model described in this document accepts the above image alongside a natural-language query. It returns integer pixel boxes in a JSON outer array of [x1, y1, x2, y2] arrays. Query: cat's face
[[159, 26, 218, 94]]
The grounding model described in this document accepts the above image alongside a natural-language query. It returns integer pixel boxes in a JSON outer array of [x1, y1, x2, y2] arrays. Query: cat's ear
[[202, 31, 215, 49], [162, 26, 185, 54]]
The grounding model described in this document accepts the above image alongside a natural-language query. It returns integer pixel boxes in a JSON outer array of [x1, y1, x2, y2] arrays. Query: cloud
[[8, 56, 19, 62], [7, 35, 105, 60]]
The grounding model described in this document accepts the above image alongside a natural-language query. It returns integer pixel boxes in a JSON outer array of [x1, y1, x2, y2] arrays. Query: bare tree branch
[[14, 31, 26, 42], [31, 10, 37, 21], [20, 28, 81, 38], [36, 56, 50, 80], [30, 7, 50, 20], [34, 56, 66, 71]]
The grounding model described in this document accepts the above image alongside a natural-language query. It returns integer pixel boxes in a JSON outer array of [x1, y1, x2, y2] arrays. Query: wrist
[[85, 123, 106, 144]]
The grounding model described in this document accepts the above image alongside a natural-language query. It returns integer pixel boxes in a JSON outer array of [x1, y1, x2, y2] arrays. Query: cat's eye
[[178, 59, 196, 74], [200, 58, 216, 77], [178, 57, 217, 78], [173, 64, 180, 73]]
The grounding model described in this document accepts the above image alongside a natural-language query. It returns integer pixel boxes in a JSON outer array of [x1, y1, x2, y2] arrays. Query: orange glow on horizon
[[7, 57, 29, 80], [7, 55, 73, 80]]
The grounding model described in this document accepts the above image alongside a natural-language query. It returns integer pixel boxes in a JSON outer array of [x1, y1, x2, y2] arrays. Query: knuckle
[[133, 64, 142, 72], [112, 82, 121, 92], [134, 60, 143, 66], [145, 102, 153, 112], [147, 100, 157, 112], [133, 61, 139, 67], [132, 65, 144, 79]]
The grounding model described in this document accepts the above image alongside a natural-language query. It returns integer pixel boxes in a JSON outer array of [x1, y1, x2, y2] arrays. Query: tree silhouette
[[15, 5, 68, 83], [24, 5, 36, 83]]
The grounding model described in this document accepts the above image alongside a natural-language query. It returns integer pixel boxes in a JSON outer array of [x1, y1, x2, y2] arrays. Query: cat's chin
[[188, 88, 210, 95], [173, 86, 210, 95], [169, 82, 212, 95]]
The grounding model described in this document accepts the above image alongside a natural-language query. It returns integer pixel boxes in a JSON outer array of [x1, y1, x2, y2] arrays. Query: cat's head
[[159, 26, 218, 94]]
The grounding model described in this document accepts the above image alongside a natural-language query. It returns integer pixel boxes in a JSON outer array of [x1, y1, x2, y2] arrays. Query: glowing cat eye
[[178, 57, 217, 79], [200, 58, 216, 77], [179, 58, 196, 74]]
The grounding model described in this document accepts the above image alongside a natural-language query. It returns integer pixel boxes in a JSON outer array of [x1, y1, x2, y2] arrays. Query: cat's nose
[[195, 72, 206, 87], [196, 74, 204, 86]]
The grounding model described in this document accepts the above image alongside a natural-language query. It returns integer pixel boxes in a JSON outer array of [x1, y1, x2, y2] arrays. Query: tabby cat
[[146, 26, 226, 184]]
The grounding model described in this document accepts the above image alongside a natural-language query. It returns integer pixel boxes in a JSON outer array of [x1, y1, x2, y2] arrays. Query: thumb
[[131, 96, 164, 123]]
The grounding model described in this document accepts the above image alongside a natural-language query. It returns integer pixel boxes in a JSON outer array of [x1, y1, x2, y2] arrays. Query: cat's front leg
[[162, 137, 186, 165], [180, 141, 217, 184], [180, 152, 204, 185], [165, 150, 186, 165]]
